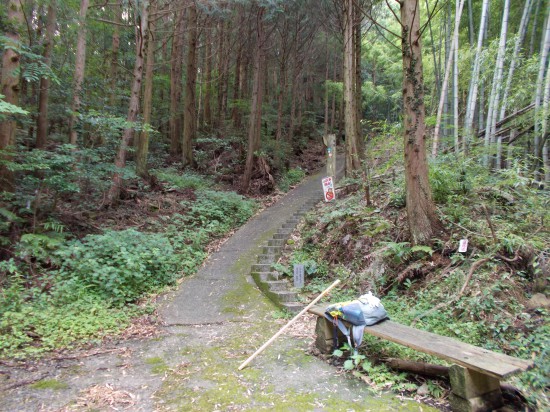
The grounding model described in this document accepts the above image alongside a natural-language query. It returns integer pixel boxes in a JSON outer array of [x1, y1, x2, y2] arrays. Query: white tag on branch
[[458, 239, 468, 253]]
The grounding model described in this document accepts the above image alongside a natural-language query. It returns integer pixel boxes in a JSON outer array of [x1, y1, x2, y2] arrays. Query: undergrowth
[[0, 171, 258, 359], [285, 150, 549, 409]]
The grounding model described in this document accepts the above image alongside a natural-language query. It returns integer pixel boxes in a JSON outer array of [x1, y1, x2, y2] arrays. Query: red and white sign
[[322, 176, 335, 202]]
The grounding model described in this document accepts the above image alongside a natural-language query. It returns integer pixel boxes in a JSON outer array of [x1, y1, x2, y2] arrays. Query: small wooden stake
[[238, 279, 340, 371]]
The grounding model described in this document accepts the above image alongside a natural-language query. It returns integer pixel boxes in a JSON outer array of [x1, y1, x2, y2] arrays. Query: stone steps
[[265, 280, 289, 291], [250, 197, 321, 313]]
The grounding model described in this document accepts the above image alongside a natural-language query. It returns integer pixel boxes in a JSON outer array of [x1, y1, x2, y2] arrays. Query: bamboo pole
[[238, 279, 340, 371]]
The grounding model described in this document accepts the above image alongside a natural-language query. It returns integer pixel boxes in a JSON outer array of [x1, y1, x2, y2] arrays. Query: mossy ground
[[29, 379, 69, 390], [151, 236, 435, 411]]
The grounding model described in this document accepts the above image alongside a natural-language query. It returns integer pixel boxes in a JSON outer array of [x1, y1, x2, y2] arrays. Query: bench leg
[[449, 365, 503, 412], [314, 317, 335, 354]]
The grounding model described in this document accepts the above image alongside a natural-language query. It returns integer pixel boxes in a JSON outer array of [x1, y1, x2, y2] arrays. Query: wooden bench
[[308, 305, 534, 412]]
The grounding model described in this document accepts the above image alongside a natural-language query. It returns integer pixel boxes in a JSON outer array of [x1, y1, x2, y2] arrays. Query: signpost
[[322, 134, 336, 203], [293, 264, 305, 289], [323, 134, 336, 178]]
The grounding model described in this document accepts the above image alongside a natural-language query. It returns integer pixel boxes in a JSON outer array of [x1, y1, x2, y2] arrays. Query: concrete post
[[449, 365, 503, 412], [323, 134, 336, 178]]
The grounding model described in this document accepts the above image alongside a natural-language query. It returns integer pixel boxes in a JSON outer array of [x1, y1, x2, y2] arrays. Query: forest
[[0, 0, 549, 410]]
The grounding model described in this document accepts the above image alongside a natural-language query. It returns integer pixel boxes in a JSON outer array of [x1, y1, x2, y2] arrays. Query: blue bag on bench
[[324, 292, 389, 354]]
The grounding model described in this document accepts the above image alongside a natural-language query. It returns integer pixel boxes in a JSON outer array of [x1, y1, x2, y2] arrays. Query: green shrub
[[428, 155, 473, 204], [55, 229, 179, 306], [152, 168, 212, 190], [0, 291, 132, 358], [184, 190, 257, 234], [278, 167, 306, 192]]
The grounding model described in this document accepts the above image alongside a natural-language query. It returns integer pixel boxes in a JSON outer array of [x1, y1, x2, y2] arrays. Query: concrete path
[[159, 169, 325, 326], [151, 165, 432, 411], [0, 164, 436, 411]]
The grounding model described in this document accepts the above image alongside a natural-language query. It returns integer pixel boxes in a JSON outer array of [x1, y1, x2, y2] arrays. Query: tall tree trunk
[[136, 4, 155, 179], [109, 2, 121, 109], [543, 46, 550, 185], [463, 0, 489, 152], [343, 0, 361, 174], [106, 0, 149, 205], [467, 0, 474, 46], [36, 1, 56, 149], [499, 0, 533, 122], [0, 0, 24, 192], [215, 20, 226, 129], [534, 6, 550, 181], [529, 0, 542, 56], [68, 0, 90, 146], [26, 1, 38, 143], [354, 5, 363, 157], [274, 59, 287, 170], [452, 0, 460, 154], [425, 0, 440, 100], [241, 7, 266, 194], [484, 0, 510, 168], [203, 19, 213, 129], [232, 6, 247, 130], [497, 0, 533, 170], [288, 53, 299, 145], [182, 1, 198, 168], [331, 61, 337, 132], [432, 0, 465, 157], [169, 8, 184, 156], [324, 36, 330, 138], [231, 7, 245, 129], [400, 0, 441, 245], [220, 20, 231, 128]]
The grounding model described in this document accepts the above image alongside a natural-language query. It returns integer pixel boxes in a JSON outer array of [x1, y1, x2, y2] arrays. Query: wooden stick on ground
[[238, 279, 340, 371]]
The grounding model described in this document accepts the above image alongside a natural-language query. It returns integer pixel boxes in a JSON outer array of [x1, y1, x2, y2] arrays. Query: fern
[[411, 245, 434, 257], [0, 95, 28, 115], [0, 207, 20, 222]]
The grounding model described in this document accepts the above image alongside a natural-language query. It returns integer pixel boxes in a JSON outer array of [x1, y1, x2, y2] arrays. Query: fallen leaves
[[72, 384, 137, 411]]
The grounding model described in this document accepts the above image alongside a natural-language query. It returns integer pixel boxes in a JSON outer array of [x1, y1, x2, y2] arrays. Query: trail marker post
[[323, 134, 336, 178], [293, 264, 305, 289]]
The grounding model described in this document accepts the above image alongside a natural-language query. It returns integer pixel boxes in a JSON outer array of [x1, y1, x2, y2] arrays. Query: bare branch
[[353, 0, 402, 40], [385, 0, 402, 28], [419, 0, 443, 37], [90, 17, 133, 27]]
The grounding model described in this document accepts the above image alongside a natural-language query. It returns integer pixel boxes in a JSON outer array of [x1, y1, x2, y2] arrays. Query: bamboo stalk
[[238, 279, 340, 371]]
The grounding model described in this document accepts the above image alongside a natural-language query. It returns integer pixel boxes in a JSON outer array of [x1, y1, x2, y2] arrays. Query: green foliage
[[0, 94, 28, 116], [333, 346, 417, 392], [324, 80, 343, 97], [152, 168, 212, 190], [0, 178, 258, 358], [382, 242, 433, 264], [429, 154, 474, 204], [0, 290, 133, 358], [55, 229, 179, 306], [80, 110, 154, 147], [183, 190, 257, 233], [1, 145, 81, 221], [17, 232, 66, 264], [0, 35, 60, 89], [0, 260, 25, 314], [278, 167, 305, 192], [273, 247, 328, 280]]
